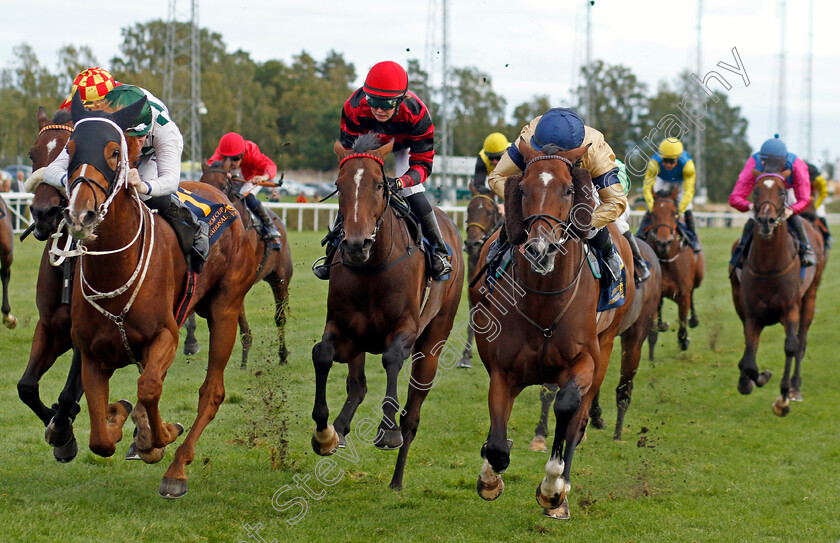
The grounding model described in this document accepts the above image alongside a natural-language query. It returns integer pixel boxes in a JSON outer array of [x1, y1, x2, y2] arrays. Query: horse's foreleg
[[0, 262, 15, 328], [332, 352, 366, 440], [773, 315, 799, 417], [375, 334, 413, 450], [161, 309, 237, 499], [529, 384, 558, 452], [738, 319, 769, 394], [477, 369, 515, 501], [615, 331, 643, 441], [18, 321, 72, 425], [676, 291, 690, 351], [81, 355, 127, 457], [269, 276, 290, 364], [791, 290, 818, 402], [238, 303, 252, 369], [458, 297, 475, 368], [311, 328, 338, 455], [136, 328, 181, 452], [656, 297, 669, 331], [45, 348, 84, 462], [183, 313, 199, 355], [688, 289, 699, 328]]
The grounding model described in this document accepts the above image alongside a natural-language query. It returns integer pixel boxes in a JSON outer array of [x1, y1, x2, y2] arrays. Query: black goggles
[[366, 94, 401, 110], [225, 154, 243, 162], [662, 158, 678, 165]]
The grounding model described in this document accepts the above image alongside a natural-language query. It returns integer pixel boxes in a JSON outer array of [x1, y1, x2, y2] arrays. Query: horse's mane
[[570, 167, 595, 236], [209, 160, 226, 169], [504, 174, 526, 245], [352, 133, 382, 153], [52, 109, 72, 125]]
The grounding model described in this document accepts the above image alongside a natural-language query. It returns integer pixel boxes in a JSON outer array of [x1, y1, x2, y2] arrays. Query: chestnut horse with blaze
[[311, 135, 463, 491], [730, 170, 824, 416], [470, 141, 634, 519], [62, 93, 255, 497], [643, 190, 704, 350]]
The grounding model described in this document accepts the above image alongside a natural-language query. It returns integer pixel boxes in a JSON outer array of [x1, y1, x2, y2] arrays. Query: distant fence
[[4, 192, 839, 234]]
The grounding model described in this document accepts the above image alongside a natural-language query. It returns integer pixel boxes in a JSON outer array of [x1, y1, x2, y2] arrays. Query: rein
[[466, 194, 502, 249]]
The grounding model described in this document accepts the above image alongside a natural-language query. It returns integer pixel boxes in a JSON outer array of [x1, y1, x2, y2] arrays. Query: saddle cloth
[[175, 187, 237, 245]]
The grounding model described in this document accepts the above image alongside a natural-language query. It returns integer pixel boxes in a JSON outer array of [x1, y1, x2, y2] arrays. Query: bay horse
[[459, 187, 502, 367], [730, 169, 825, 416], [62, 92, 255, 497], [470, 140, 634, 519], [531, 237, 662, 447], [0, 193, 15, 329], [310, 134, 464, 490], [642, 190, 705, 350], [17, 106, 84, 462], [187, 161, 293, 368]]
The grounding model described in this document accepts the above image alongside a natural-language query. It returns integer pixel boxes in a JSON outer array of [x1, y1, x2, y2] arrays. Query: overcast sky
[[3, 0, 839, 168]]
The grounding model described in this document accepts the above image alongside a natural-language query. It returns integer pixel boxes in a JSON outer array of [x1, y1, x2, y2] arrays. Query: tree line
[[0, 20, 751, 202]]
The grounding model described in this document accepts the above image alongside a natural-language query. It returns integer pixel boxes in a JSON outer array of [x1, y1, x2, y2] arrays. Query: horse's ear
[[518, 137, 538, 164], [670, 187, 679, 200], [375, 138, 395, 158], [37, 106, 49, 129], [70, 91, 88, 123], [111, 97, 148, 132], [469, 183, 478, 196], [334, 140, 349, 159], [563, 143, 591, 164], [201, 161, 209, 173]]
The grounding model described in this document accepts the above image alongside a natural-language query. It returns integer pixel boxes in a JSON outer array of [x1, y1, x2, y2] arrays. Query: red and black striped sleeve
[[398, 91, 434, 188], [339, 89, 367, 149]]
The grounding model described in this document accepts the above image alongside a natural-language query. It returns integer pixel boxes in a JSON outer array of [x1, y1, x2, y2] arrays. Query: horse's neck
[[86, 191, 144, 266], [370, 206, 406, 261], [749, 224, 796, 273]]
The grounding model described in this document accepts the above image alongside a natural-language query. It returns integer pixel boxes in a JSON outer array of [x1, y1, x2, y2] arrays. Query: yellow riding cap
[[659, 138, 684, 159], [59, 67, 120, 110], [483, 132, 509, 156]]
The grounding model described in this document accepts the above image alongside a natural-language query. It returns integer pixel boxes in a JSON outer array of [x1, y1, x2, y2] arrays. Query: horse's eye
[[566, 186, 574, 196], [377, 183, 383, 190], [112, 149, 120, 159]]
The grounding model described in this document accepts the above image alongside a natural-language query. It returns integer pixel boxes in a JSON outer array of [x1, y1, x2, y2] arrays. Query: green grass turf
[[0, 228, 838, 542]]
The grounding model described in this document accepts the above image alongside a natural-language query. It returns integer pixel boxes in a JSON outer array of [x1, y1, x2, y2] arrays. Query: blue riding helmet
[[530, 108, 586, 152], [758, 134, 787, 159]]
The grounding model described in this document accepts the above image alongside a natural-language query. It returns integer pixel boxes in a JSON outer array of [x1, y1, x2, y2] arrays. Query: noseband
[[753, 173, 788, 226], [338, 153, 390, 243], [521, 154, 576, 244]]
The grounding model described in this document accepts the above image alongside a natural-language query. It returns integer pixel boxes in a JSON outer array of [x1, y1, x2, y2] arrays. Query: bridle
[[337, 152, 391, 244], [520, 154, 577, 247], [752, 173, 788, 227], [466, 194, 501, 249]]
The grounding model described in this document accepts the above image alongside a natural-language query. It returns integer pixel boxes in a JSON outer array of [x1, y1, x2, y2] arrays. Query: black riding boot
[[254, 203, 282, 241], [622, 230, 650, 285], [407, 193, 452, 279], [312, 214, 343, 280], [683, 209, 701, 252], [817, 216, 832, 248], [789, 214, 817, 267], [729, 218, 754, 268], [636, 211, 652, 238], [590, 227, 623, 282], [148, 194, 210, 273]]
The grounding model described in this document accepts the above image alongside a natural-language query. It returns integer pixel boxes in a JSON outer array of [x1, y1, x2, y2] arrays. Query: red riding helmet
[[219, 132, 246, 157], [362, 61, 408, 99]]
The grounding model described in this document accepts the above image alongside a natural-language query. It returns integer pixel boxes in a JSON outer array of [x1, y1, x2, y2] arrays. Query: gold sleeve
[[678, 159, 696, 213], [592, 187, 628, 229], [643, 160, 659, 210], [488, 116, 541, 199], [580, 127, 617, 179]]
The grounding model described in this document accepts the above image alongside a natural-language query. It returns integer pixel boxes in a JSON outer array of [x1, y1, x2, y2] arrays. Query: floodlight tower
[[804, 0, 814, 160], [164, 0, 203, 180], [694, 0, 707, 204], [776, 0, 787, 137], [424, 0, 453, 203]]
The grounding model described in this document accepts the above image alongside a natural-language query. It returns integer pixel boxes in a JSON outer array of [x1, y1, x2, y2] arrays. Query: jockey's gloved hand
[[252, 174, 270, 185], [127, 168, 149, 194], [784, 207, 793, 219], [386, 176, 404, 193]]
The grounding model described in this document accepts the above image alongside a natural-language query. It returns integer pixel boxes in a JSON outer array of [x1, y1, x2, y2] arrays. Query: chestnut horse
[[311, 135, 464, 490], [470, 141, 634, 519], [0, 193, 15, 329], [17, 107, 84, 462], [187, 161, 293, 367], [532, 237, 662, 446], [642, 191, 705, 350], [62, 93, 255, 497], [730, 170, 825, 416], [458, 189, 502, 367]]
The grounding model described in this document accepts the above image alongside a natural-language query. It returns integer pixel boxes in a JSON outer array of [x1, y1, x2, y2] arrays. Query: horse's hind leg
[[183, 314, 199, 355], [45, 348, 85, 462], [268, 274, 290, 365], [18, 323, 72, 426], [737, 319, 771, 394], [656, 298, 669, 331], [238, 303, 252, 369], [375, 335, 414, 451], [676, 292, 690, 351], [530, 384, 558, 452], [773, 317, 799, 417], [615, 330, 643, 441], [791, 289, 818, 402], [688, 290, 699, 328], [332, 352, 366, 443], [161, 309, 238, 499], [0, 259, 15, 328]]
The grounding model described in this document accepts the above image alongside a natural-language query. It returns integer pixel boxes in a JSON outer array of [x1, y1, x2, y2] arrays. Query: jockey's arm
[[788, 158, 812, 215], [141, 123, 184, 196], [43, 147, 70, 194], [643, 160, 658, 210], [814, 175, 828, 209], [592, 169, 628, 229], [678, 159, 696, 214], [487, 145, 522, 200]]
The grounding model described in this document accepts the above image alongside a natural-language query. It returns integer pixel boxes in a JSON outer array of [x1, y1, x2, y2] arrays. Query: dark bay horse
[[531, 237, 662, 447], [311, 135, 464, 490], [730, 170, 825, 416], [459, 188, 502, 367], [17, 106, 84, 462], [0, 194, 15, 329], [62, 93, 255, 497], [470, 141, 634, 519], [190, 161, 293, 367], [642, 191, 705, 350]]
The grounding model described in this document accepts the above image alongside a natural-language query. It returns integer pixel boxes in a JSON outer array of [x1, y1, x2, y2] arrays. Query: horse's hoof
[[590, 416, 606, 430], [679, 337, 690, 351], [688, 316, 699, 328], [374, 429, 403, 450], [528, 435, 547, 453], [756, 370, 772, 387], [311, 425, 338, 456], [456, 358, 472, 369], [159, 477, 188, 499], [139, 446, 167, 464], [45, 419, 74, 448], [772, 396, 790, 417], [336, 432, 346, 449], [476, 464, 504, 501], [53, 436, 78, 463], [183, 342, 200, 356], [3, 314, 16, 329], [737, 377, 755, 395], [278, 347, 288, 365], [125, 439, 141, 461], [543, 497, 571, 520], [117, 399, 133, 416], [789, 389, 803, 402], [658, 321, 670, 332]]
